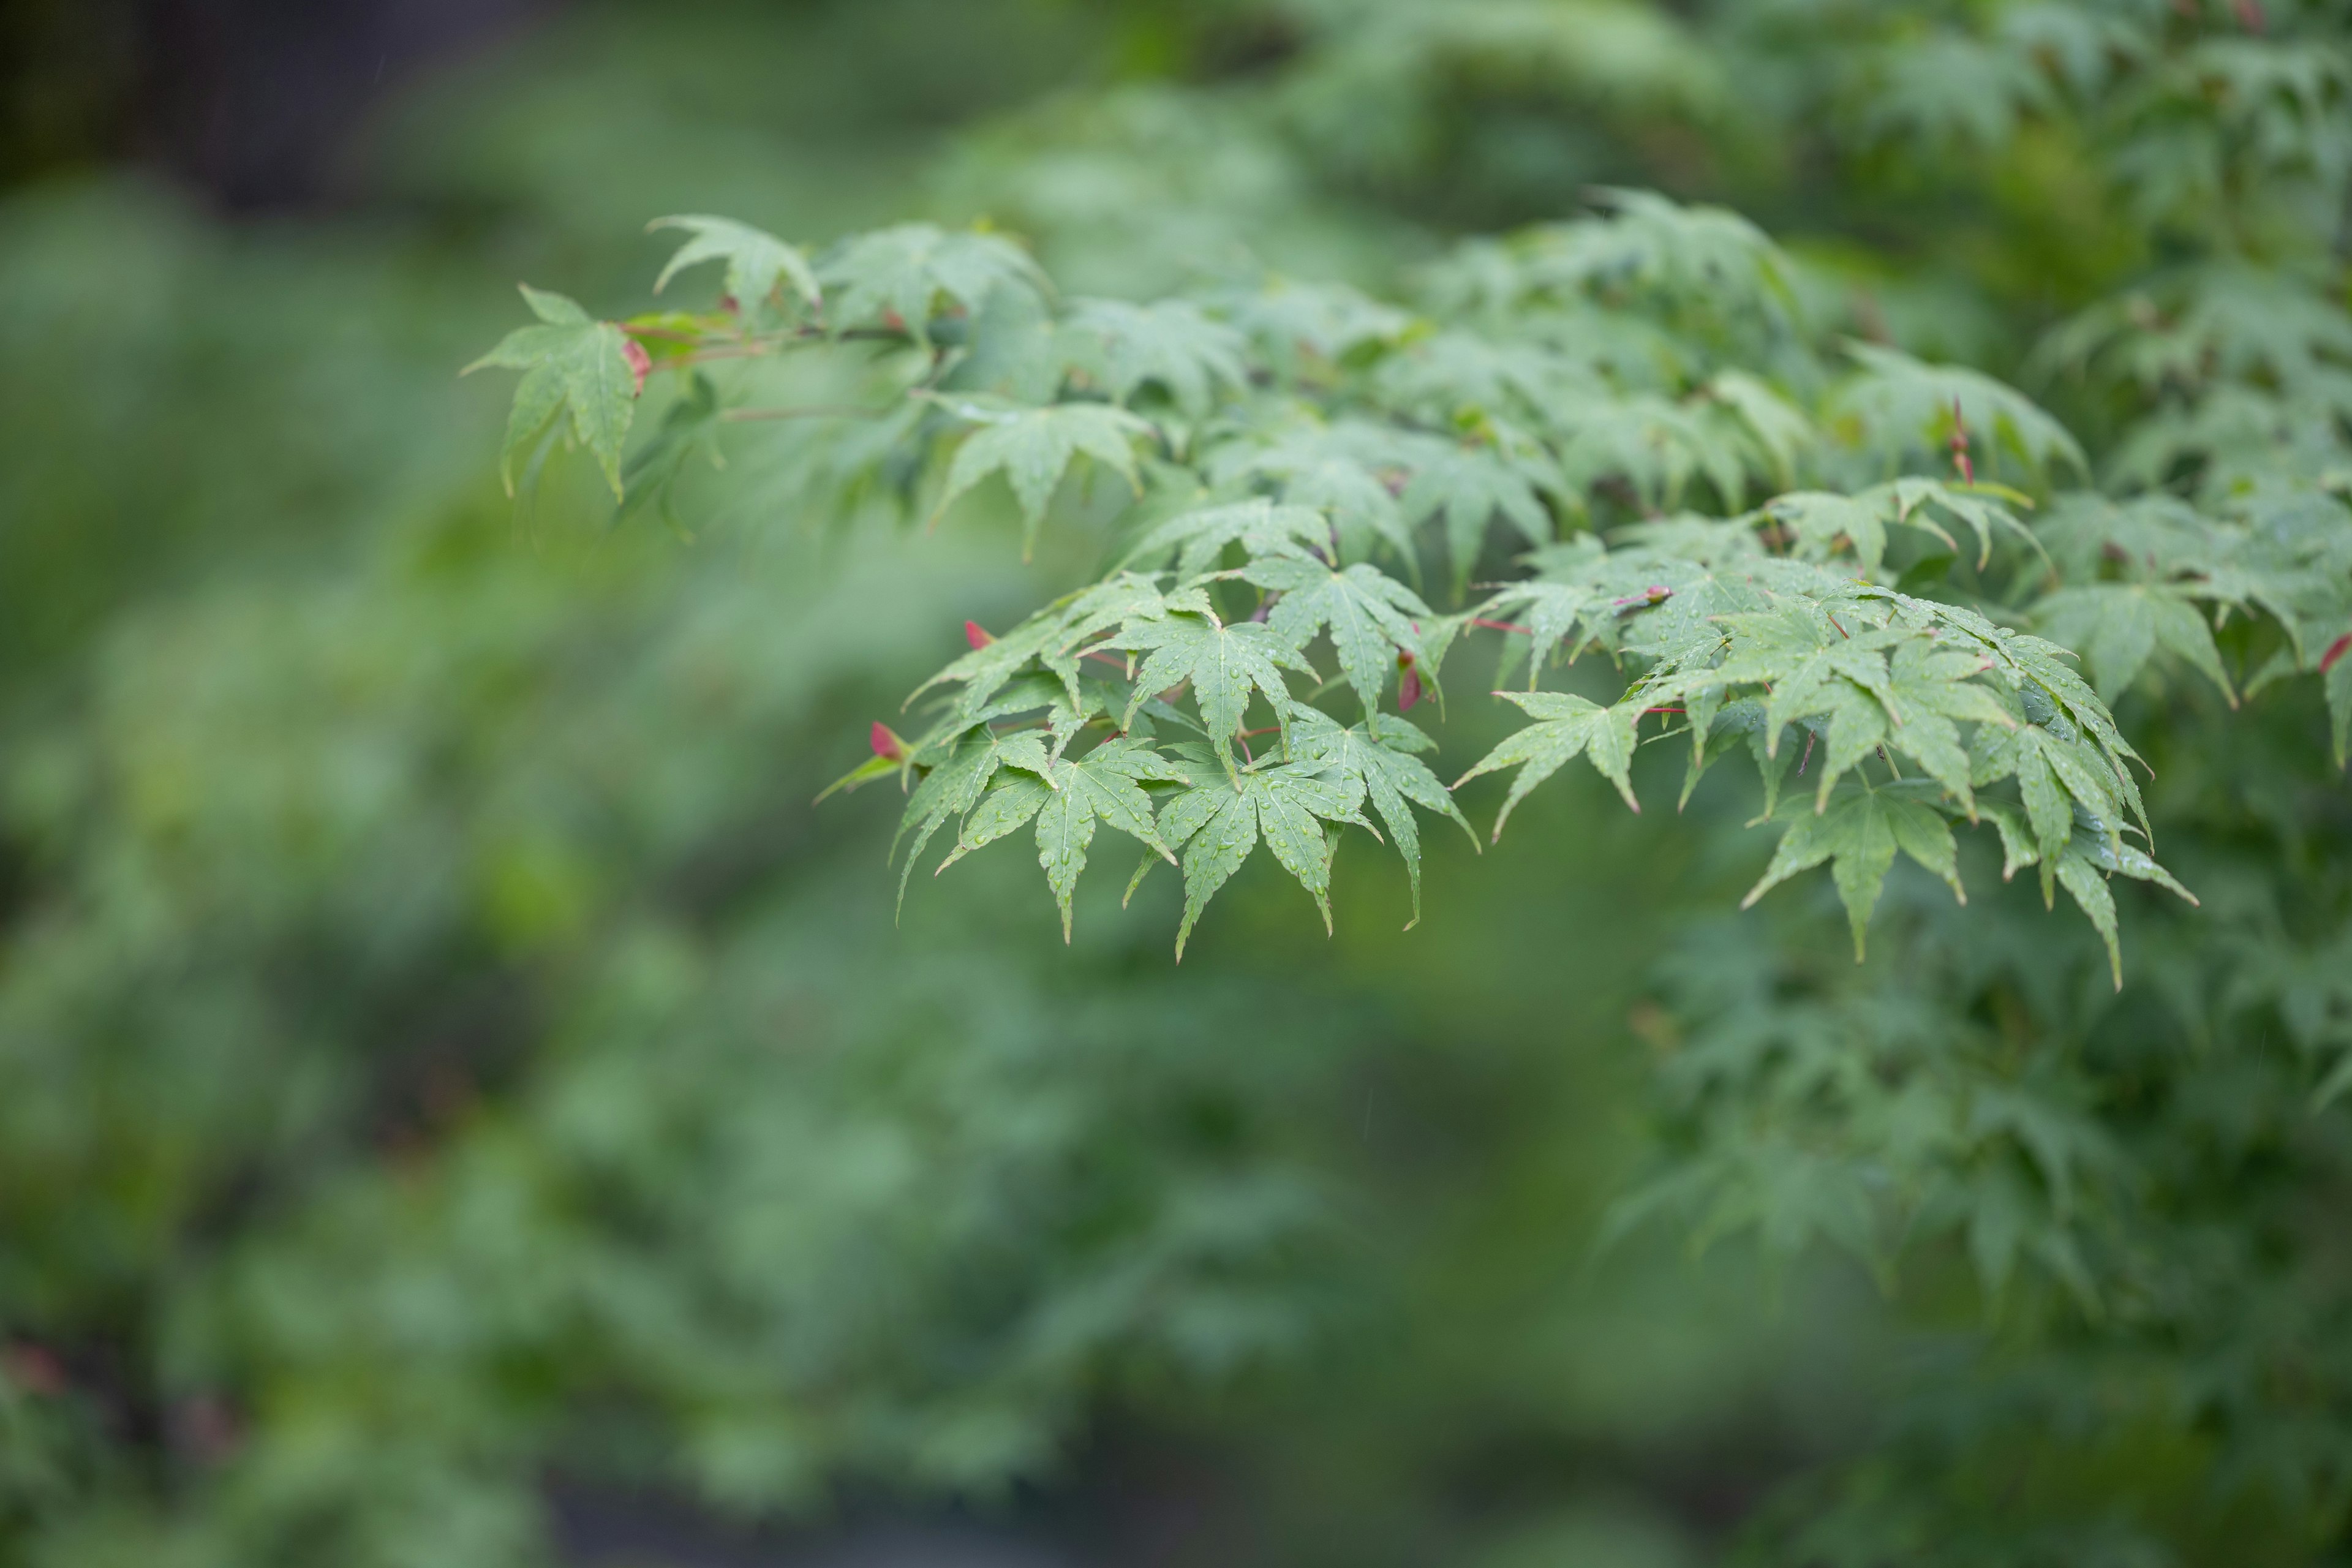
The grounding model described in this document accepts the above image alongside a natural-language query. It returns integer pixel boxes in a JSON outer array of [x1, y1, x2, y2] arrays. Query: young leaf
[[464, 284, 639, 497], [1106, 614, 1317, 777], [1064, 298, 1247, 416], [1124, 499, 1332, 580], [1455, 690, 1643, 839], [1400, 443, 1553, 597], [1158, 762, 1372, 955], [893, 727, 1055, 911], [2033, 584, 2236, 703], [1740, 785, 1964, 959], [1026, 739, 1183, 939], [1243, 556, 1431, 716], [935, 402, 1154, 556], [649, 215, 821, 310], [818, 224, 1049, 342], [1291, 707, 1476, 927]]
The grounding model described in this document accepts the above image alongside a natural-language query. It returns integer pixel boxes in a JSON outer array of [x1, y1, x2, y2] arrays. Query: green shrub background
[[4, 3, 2350, 1565]]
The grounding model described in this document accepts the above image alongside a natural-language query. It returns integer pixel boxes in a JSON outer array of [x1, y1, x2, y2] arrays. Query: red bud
[[2321, 633, 2351, 674], [870, 722, 908, 761], [1398, 650, 1423, 710], [964, 620, 993, 650]]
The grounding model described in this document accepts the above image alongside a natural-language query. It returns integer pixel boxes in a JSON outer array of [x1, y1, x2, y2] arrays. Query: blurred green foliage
[[4, 2, 2352, 1567]]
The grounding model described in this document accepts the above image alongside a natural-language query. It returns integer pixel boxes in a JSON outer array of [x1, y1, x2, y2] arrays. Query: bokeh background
[[0, 2, 2068, 1564]]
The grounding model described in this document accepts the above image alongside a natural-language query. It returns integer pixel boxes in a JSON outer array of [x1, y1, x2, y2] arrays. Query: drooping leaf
[[935, 402, 1155, 556], [1400, 442, 1555, 597], [1455, 689, 1644, 838], [1290, 707, 1475, 927], [892, 726, 1055, 911], [1022, 739, 1185, 939], [2034, 583, 2235, 703], [618, 372, 727, 533], [1156, 761, 1372, 955], [1741, 784, 1965, 959]]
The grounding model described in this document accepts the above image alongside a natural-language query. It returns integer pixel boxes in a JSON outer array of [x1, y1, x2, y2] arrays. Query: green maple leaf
[[1966, 631, 2143, 826], [1243, 556, 1432, 716], [935, 738, 1180, 940], [1553, 391, 1749, 512], [2032, 583, 2234, 703], [1971, 720, 2133, 903], [1455, 689, 1643, 840], [1973, 815, 2197, 987], [1834, 342, 2089, 479], [1206, 425, 1418, 566], [1064, 298, 1247, 416], [935, 402, 1154, 557], [1291, 707, 1476, 927], [2049, 833, 2197, 993], [1793, 681, 1895, 812], [1124, 499, 1332, 580], [1030, 741, 1184, 938], [1760, 490, 1933, 579], [649, 215, 821, 311], [1155, 760, 1373, 956], [889, 726, 1054, 912], [1548, 190, 1799, 318], [1709, 370, 1814, 488], [1051, 571, 1187, 652], [1106, 613, 1317, 777], [1741, 783, 1965, 960], [464, 284, 639, 498], [817, 224, 1049, 342], [933, 769, 1054, 876], [905, 575, 1193, 732], [1400, 443, 1554, 597], [2052, 848, 2124, 990], [1709, 601, 1906, 804], [1375, 331, 1566, 424], [1878, 638, 2016, 814], [1219, 278, 1409, 375], [1891, 478, 2037, 570]]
